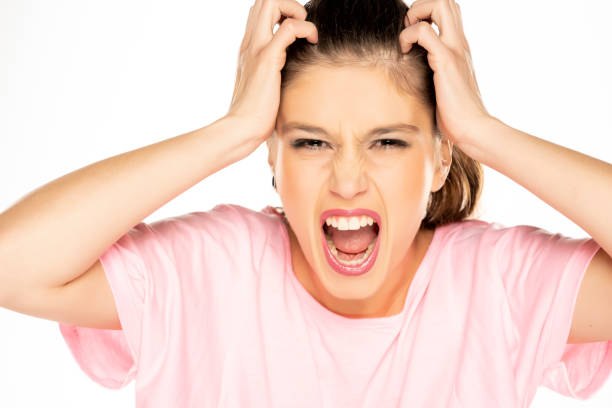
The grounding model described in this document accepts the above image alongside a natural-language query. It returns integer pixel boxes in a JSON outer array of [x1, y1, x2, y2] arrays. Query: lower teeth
[[325, 236, 376, 266]]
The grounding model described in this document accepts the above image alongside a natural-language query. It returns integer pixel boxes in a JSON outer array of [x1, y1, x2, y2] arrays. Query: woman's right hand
[[226, 0, 318, 146]]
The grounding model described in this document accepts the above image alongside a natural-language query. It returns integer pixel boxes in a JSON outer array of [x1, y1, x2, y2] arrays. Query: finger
[[239, 4, 258, 55], [451, 2, 472, 54], [262, 18, 318, 64], [406, 0, 463, 51], [251, 0, 309, 53], [399, 20, 448, 57], [406, 0, 440, 27]]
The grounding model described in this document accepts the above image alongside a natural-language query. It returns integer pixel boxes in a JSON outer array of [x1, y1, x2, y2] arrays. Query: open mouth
[[322, 222, 380, 265], [318, 211, 382, 276]]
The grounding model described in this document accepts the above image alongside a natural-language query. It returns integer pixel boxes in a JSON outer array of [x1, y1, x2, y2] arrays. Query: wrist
[[456, 115, 505, 162], [210, 115, 263, 161]]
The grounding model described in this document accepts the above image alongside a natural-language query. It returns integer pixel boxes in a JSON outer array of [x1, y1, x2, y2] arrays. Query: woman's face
[[267, 65, 452, 317]]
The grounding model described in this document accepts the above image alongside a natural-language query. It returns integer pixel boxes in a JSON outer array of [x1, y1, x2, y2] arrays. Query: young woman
[[1, 0, 611, 406]]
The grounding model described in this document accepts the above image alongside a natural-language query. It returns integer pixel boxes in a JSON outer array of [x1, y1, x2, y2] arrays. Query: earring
[[272, 175, 276, 189]]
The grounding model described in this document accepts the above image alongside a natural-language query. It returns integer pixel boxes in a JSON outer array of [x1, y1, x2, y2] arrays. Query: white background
[[1, 0, 611, 406]]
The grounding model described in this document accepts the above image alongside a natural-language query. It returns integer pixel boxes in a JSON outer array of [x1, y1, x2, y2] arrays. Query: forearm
[[461, 116, 612, 256], [0, 115, 256, 295]]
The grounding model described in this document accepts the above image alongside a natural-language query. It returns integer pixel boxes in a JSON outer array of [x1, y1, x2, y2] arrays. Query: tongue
[[329, 224, 377, 254]]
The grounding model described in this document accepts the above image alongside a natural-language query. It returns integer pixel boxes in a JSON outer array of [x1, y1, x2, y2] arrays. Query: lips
[[319, 211, 382, 276], [317, 208, 383, 276]]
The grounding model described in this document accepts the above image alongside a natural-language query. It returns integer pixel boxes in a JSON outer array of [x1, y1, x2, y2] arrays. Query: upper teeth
[[325, 215, 375, 230]]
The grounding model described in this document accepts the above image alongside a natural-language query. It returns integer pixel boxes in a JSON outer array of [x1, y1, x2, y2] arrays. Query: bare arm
[[0, 115, 257, 304], [0, 0, 318, 310]]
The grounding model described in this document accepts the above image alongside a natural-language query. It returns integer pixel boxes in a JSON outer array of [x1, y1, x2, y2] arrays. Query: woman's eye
[[290, 138, 410, 151], [291, 138, 329, 151], [373, 139, 410, 149]]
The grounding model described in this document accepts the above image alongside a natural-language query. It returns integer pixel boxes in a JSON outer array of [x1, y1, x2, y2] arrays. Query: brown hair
[[280, 0, 483, 230]]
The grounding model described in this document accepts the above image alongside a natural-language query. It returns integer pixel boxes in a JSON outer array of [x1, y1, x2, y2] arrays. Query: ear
[[431, 136, 453, 193]]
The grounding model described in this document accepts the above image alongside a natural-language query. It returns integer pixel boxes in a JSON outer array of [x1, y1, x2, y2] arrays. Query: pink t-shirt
[[58, 203, 612, 407]]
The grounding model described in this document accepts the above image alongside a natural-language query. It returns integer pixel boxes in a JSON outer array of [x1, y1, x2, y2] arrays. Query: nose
[[328, 151, 368, 201]]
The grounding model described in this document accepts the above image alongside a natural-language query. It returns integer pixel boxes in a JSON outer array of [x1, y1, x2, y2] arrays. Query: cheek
[[278, 153, 325, 213], [374, 155, 429, 198], [280, 148, 327, 185], [375, 156, 431, 233]]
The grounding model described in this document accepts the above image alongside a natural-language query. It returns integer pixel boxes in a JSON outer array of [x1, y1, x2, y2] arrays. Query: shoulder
[[438, 219, 591, 273], [144, 203, 282, 237], [129, 204, 286, 270], [434, 218, 494, 248], [437, 218, 562, 246], [432, 218, 556, 259]]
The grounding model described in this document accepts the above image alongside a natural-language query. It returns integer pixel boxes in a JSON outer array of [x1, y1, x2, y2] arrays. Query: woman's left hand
[[400, 0, 491, 150]]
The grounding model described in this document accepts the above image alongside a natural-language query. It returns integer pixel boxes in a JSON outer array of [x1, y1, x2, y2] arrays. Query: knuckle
[[300, 5, 308, 19], [280, 17, 297, 31], [417, 21, 430, 32], [398, 32, 408, 45]]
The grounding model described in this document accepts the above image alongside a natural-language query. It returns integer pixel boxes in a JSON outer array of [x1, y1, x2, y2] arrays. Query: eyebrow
[[280, 121, 421, 140]]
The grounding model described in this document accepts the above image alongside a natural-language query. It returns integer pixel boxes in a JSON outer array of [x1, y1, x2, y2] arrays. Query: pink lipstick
[[319, 208, 381, 276]]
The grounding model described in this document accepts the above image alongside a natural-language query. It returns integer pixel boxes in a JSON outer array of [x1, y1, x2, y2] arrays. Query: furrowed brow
[[280, 122, 421, 140]]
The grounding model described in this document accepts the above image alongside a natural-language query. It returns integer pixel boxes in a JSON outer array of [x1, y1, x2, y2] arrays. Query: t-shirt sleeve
[[58, 220, 157, 389], [57, 203, 262, 390], [488, 223, 612, 400]]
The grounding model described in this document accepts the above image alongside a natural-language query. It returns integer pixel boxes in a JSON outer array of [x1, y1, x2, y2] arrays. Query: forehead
[[278, 65, 429, 128]]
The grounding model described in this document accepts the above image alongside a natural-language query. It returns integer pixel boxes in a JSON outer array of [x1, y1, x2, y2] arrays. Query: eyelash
[[291, 138, 410, 151]]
